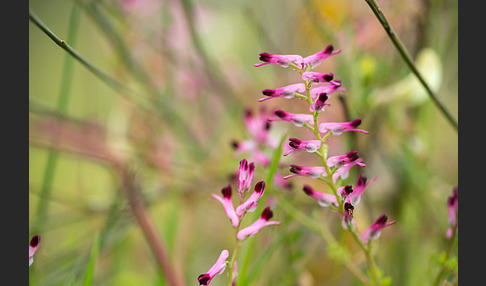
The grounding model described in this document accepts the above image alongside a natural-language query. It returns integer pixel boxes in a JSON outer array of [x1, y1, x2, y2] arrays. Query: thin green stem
[[432, 228, 457, 286], [363, 0, 458, 131], [227, 235, 243, 286]]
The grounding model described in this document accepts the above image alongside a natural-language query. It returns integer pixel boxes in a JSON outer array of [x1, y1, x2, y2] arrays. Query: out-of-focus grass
[[29, 0, 457, 285]]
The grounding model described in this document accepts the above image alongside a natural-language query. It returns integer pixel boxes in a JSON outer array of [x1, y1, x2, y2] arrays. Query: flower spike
[[237, 207, 281, 240], [361, 214, 396, 244], [197, 249, 229, 285], [29, 235, 41, 267], [211, 185, 240, 227], [254, 53, 304, 68]]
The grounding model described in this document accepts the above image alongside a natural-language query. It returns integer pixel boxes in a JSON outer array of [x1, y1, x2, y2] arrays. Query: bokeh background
[[29, 0, 458, 285]]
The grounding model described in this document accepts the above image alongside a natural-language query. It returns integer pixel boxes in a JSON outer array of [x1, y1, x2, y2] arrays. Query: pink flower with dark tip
[[235, 181, 266, 216], [237, 159, 255, 199], [211, 185, 240, 227], [259, 83, 306, 102], [236, 207, 281, 240], [303, 45, 342, 69], [301, 71, 335, 83], [337, 185, 354, 200], [346, 175, 376, 206], [327, 151, 360, 168], [284, 164, 327, 179], [318, 119, 369, 136], [309, 93, 331, 113], [270, 110, 315, 127], [254, 53, 304, 68], [197, 249, 229, 285], [446, 187, 458, 238], [302, 184, 338, 207], [283, 138, 322, 156], [309, 82, 345, 100], [341, 202, 355, 229], [332, 158, 366, 183], [29, 235, 40, 267], [361, 214, 396, 244]]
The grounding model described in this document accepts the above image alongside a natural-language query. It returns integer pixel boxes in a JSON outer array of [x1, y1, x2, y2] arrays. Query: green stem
[[227, 237, 243, 286], [363, 0, 458, 131], [432, 227, 457, 286]]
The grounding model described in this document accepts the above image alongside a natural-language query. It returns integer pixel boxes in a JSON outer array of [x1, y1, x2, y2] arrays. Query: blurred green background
[[29, 0, 458, 285]]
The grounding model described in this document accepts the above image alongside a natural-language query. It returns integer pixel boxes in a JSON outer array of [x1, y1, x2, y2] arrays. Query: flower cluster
[[255, 46, 395, 246], [197, 159, 280, 285]]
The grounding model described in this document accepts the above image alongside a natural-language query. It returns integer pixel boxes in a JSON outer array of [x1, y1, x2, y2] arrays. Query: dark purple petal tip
[[221, 185, 232, 198], [30, 235, 40, 247], [198, 274, 210, 285], [255, 181, 266, 193], [324, 44, 334, 54], [261, 206, 273, 220], [302, 185, 313, 196], [262, 89, 275, 96]]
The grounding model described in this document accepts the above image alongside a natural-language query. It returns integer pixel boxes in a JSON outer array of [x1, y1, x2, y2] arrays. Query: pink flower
[[332, 158, 366, 183], [197, 249, 229, 285], [337, 185, 354, 200], [244, 108, 277, 147], [211, 185, 240, 227], [259, 83, 306, 102], [346, 175, 376, 206], [303, 45, 342, 69], [270, 110, 315, 127], [446, 187, 458, 238], [254, 53, 304, 68], [237, 159, 255, 199], [318, 119, 369, 136], [235, 181, 266, 216], [302, 184, 338, 207], [29, 235, 40, 267], [341, 202, 355, 229], [237, 207, 281, 240], [309, 93, 331, 113], [360, 214, 396, 244], [284, 164, 327, 179], [284, 138, 322, 156], [327, 151, 360, 168], [301, 71, 335, 84], [309, 82, 345, 100]]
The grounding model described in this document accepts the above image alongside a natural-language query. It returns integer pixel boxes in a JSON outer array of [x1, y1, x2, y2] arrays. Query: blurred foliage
[[29, 0, 457, 285]]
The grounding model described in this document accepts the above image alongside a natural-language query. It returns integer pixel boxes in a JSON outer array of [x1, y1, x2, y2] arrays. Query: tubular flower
[[332, 158, 366, 183], [29, 235, 40, 267], [283, 138, 322, 156], [301, 71, 335, 84], [309, 82, 345, 100], [318, 119, 369, 136], [254, 53, 304, 68], [237, 207, 281, 240], [197, 249, 230, 285], [284, 164, 327, 179], [446, 187, 458, 238], [337, 185, 354, 201], [360, 214, 396, 244], [302, 184, 338, 207], [259, 83, 306, 102], [341, 202, 355, 229], [303, 45, 342, 69], [211, 185, 240, 227], [270, 110, 314, 127], [235, 181, 266, 216], [237, 159, 255, 199], [346, 175, 376, 206], [327, 151, 360, 168], [309, 93, 331, 113]]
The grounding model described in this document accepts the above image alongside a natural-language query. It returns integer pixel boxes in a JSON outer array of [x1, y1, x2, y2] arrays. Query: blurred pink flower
[[332, 158, 366, 183], [211, 185, 239, 227], [318, 119, 369, 136], [29, 235, 40, 267], [301, 71, 335, 84], [327, 151, 360, 168], [341, 202, 355, 229], [302, 184, 338, 207], [259, 83, 306, 102], [309, 82, 345, 100], [309, 93, 331, 113], [346, 175, 376, 206], [236, 207, 280, 240], [197, 249, 229, 285], [237, 159, 255, 200], [446, 187, 458, 238], [303, 45, 342, 69], [361, 214, 396, 244]]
